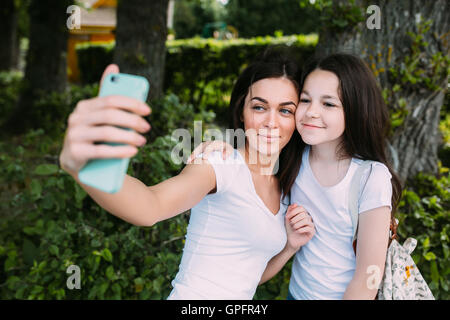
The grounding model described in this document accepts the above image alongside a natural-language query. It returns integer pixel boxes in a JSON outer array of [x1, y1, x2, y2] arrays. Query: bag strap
[[349, 160, 399, 254], [349, 160, 374, 244]]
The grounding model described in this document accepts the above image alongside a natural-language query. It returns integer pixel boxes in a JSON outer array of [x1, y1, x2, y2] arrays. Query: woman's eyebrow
[[250, 97, 268, 104], [279, 101, 297, 107], [251, 97, 296, 106]]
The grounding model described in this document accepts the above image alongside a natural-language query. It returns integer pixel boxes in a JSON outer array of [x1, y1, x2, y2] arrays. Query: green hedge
[[76, 35, 318, 126], [77, 34, 317, 85]]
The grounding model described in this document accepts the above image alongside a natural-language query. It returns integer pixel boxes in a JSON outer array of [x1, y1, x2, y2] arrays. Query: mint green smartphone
[[78, 73, 149, 193]]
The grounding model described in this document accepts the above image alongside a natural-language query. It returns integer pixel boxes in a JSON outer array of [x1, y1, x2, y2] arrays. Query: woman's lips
[[258, 134, 280, 142]]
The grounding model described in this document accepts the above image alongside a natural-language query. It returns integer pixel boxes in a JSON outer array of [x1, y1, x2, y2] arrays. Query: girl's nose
[[305, 101, 320, 118]]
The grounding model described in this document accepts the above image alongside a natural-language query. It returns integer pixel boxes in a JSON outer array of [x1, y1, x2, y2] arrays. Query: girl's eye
[[324, 102, 335, 107], [300, 98, 310, 103]]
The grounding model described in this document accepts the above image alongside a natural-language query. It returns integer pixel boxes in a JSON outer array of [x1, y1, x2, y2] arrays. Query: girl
[[58, 49, 315, 299], [191, 53, 403, 300]]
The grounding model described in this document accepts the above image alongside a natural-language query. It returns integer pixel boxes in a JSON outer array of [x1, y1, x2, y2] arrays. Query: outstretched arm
[[67, 161, 216, 227], [59, 64, 216, 227]]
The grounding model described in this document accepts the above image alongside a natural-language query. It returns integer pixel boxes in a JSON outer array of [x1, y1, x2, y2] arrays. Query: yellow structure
[[67, 0, 117, 82]]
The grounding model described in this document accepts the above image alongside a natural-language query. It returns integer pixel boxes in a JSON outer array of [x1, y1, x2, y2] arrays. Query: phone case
[[78, 73, 149, 193]]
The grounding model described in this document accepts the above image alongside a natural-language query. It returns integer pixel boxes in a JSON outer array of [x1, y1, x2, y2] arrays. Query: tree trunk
[[113, 0, 168, 101], [316, 0, 449, 183], [0, 0, 19, 71], [2, 0, 72, 135]]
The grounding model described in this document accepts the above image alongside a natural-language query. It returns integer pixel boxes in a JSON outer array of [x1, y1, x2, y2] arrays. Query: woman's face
[[295, 69, 345, 147], [241, 77, 298, 157]]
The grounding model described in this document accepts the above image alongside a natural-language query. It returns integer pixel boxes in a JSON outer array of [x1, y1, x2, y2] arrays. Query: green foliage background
[[0, 35, 449, 300]]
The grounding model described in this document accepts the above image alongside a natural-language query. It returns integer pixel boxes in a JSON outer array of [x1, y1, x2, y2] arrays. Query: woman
[[58, 48, 315, 299]]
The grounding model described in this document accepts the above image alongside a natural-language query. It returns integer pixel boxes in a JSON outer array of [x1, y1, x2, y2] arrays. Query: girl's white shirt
[[289, 145, 392, 300], [168, 149, 288, 300]]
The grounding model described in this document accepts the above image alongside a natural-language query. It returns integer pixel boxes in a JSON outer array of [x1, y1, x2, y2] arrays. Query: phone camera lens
[[111, 75, 117, 82]]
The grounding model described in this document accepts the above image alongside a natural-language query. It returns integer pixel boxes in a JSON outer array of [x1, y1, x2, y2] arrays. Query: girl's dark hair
[[300, 53, 402, 216], [228, 46, 305, 200]]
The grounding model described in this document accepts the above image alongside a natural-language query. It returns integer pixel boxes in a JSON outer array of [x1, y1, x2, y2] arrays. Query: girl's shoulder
[[352, 158, 392, 181], [353, 158, 393, 212]]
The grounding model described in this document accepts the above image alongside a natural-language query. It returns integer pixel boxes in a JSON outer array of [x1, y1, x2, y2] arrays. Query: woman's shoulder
[[200, 149, 243, 166]]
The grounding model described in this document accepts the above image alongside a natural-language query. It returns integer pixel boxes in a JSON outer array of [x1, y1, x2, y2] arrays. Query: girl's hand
[[285, 203, 315, 252], [187, 140, 234, 164], [59, 64, 152, 176]]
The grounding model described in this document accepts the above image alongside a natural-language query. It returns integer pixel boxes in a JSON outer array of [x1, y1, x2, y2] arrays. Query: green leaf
[[34, 164, 59, 176], [22, 239, 39, 266], [102, 248, 113, 262], [423, 237, 430, 248], [423, 251, 436, 261], [49, 245, 59, 256], [134, 277, 144, 293], [106, 266, 115, 280], [30, 179, 42, 199], [430, 260, 439, 283]]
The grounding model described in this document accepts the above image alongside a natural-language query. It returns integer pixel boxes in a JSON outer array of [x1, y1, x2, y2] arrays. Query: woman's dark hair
[[228, 46, 305, 200], [300, 53, 402, 217]]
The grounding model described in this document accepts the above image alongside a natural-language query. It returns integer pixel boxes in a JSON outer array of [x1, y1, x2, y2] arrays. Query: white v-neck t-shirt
[[289, 145, 392, 300], [168, 149, 288, 300]]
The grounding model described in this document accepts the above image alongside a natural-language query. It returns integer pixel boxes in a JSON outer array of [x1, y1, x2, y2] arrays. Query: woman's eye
[[280, 108, 293, 115], [252, 105, 265, 111], [300, 99, 310, 103], [324, 102, 335, 107]]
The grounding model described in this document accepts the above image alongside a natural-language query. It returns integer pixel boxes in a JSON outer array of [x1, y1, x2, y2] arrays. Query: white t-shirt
[[168, 149, 288, 300], [289, 145, 392, 300]]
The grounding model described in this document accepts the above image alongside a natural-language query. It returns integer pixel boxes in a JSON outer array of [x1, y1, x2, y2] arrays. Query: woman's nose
[[264, 110, 279, 128]]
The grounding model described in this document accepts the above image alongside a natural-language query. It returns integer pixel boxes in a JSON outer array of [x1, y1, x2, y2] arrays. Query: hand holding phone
[[59, 65, 151, 193]]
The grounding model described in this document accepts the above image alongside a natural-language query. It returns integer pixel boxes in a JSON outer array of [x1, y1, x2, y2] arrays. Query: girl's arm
[[259, 244, 297, 285], [259, 204, 315, 285], [343, 206, 391, 300]]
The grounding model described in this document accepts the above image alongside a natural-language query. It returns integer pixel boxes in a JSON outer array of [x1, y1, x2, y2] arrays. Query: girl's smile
[[301, 123, 325, 129]]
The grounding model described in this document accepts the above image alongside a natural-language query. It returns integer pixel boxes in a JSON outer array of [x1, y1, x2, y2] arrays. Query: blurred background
[[0, 0, 448, 300]]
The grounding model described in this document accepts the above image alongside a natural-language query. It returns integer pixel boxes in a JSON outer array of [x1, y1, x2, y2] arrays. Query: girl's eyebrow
[[301, 90, 339, 101], [251, 96, 297, 107], [321, 94, 339, 101]]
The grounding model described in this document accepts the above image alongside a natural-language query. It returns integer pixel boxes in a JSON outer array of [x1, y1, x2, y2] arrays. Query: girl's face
[[295, 69, 345, 147], [241, 77, 298, 157]]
